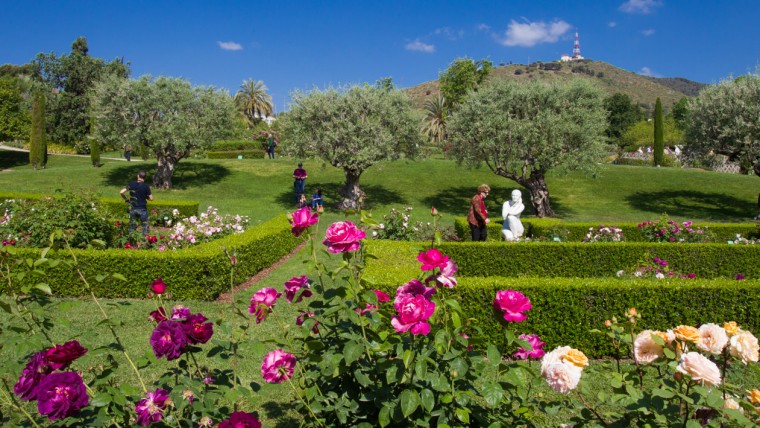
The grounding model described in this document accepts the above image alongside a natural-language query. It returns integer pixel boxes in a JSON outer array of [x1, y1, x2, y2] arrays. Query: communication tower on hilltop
[[572, 31, 582, 59]]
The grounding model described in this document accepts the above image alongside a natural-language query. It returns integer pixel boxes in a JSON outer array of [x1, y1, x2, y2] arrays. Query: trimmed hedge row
[[207, 150, 266, 159], [0, 192, 199, 219], [363, 240, 760, 280], [1, 215, 300, 300], [453, 216, 759, 243], [367, 275, 760, 358]]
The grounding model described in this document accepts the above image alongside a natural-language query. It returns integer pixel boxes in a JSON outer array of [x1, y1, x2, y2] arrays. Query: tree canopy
[[282, 84, 422, 210], [685, 74, 760, 176], [91, 75, 236, 189], [235, 79, 273, 128], [438, 57, 492, 110], [604, 92, 642, 147], [0, 79, 30, 141], [448, 79, 608, 217]]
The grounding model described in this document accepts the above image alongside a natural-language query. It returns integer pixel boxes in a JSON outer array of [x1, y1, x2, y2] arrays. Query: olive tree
[[686, 74, 760, 176], [282, 84, 422, 210], [448, 79, 608, 217], [91, 75, 236, 189]]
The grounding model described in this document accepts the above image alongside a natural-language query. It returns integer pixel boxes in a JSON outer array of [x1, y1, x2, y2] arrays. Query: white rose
[[696, 323, 729, 355], [729, 330, 760, 364]]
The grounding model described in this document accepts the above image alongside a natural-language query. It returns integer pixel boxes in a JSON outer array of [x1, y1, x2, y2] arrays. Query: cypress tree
[[89, 111, 101, 167], [29, 92, 45, 169], [653, 97, 664, 166]]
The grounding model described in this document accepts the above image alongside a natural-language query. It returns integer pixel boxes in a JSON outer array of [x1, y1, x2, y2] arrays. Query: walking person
[[120, 170, 153, 235], [124, 144, 132, 161], [266, 134, 277, 159], [293, 162, 307, 202], [467, 184, 490, 241]]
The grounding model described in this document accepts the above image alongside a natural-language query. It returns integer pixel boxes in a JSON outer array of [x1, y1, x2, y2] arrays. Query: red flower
[[45, 341, 88, 370], [151, 278, 167, 295], [417, 248, 449, 271]]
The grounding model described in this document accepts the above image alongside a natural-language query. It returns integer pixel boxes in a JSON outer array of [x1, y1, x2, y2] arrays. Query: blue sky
[[2, 0, 759, 112]]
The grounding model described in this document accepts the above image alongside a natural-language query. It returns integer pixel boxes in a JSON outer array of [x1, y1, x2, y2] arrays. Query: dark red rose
[[151, 278, 167, 295], [45, 341, 87, 370]]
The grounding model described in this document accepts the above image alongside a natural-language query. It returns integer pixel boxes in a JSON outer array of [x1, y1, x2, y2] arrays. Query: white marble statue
[[502, 189, 525, 241]]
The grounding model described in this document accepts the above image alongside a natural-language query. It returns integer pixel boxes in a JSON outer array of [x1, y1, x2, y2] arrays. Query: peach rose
[[634, 330, 664, 364], [724, 321, 739, 336], [676, 352, 721, 387], [673, 325, 700, 344], [747, 389, 760, 405], [562, 349, 589, 369], [696, 323, 729, 355], [543, 362, 582, 394], [729, 330, 760, 364]]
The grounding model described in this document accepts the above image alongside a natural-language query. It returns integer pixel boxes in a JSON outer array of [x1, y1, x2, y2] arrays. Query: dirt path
[[216, 242, 306, 303]]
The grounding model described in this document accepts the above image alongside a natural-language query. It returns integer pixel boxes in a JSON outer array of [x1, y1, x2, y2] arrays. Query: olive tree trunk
[[337, 169, 365, 211]]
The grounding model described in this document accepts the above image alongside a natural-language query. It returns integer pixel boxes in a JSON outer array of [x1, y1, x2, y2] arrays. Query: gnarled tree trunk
[[337, 169, 365, 211], [513, 174, 554, 218], [153, 152, 178, 189]]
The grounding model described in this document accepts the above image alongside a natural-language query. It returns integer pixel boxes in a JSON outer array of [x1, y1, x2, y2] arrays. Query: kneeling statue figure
[[502, 189, 525, 241]]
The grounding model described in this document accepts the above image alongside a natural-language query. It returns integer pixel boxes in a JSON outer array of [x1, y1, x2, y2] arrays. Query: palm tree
[[235, 79, 273, 127], [421, 94, 447, 145]]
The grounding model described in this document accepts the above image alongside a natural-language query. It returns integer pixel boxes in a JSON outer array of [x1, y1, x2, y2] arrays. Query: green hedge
[[453, 216, 759, 243], [0, 192, 199, 219], [207, 150, 266, 159], [213, 140, 262, 151], [1, 215, 300, 300], [363, 240, 760, 280], [368, 276, 760, 358]]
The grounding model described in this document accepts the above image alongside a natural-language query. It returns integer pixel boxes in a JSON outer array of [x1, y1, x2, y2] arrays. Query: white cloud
[[477, 23, 491, 32], [619, 0, 662, 14], [641, 28, 656, 36], [498, 19, 572, 47], [639, 66, 662, 77], [218, 41, 243, 51], [608, 21, 617, 28], [434, 27, 463, 41], [405, 40, 435, 53]]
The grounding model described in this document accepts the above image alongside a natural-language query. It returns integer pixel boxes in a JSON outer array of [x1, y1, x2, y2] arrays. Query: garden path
[[0, 144, 144, 161]]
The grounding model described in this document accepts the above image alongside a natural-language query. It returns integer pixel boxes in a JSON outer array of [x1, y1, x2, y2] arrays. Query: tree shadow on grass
[[0, 150, 30, 169], [625, 190, 756, 222], [102, 162, 230, 189], [422, 185, 573, 219], [260, 401, 301, 428], [274, 181, 406, 210]]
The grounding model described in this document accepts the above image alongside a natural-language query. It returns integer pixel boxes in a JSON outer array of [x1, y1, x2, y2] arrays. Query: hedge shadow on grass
[[275, 182, 406, 209], [0, 150, 30, 169], [625, 190, 755, 222], [102, 162, 230, 189]]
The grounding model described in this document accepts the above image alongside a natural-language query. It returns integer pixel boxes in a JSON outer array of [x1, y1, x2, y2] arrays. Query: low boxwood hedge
[[1, 215, 300, 300], [207, 150, 266, 159], [368, 275, 760, 358], [364, 240, 760, 280], [453, 216, 758, 243]]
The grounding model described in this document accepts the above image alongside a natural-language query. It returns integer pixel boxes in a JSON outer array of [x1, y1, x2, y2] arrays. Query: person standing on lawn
[[467, 183, 490, 241], [293, 162, 307, 202], [120, 170, 153, 235]]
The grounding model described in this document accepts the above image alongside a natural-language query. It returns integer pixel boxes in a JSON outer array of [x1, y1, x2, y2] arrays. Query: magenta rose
[[296, 312, 319, 334], [373, 290, 390, 303], [322, 221, 366, 253], [261, 349, 296, 384], [14, 351, 52, 401], [494, 290, 532, 323], [150, 278, 167, 295], [248, 287, 282, 323], [218, 411, 262, 428], [417, 248, 449, 271], [513, 334, 547, 359], [135, 388, 171, 426], [391, 294, 436, 336], [395, 279, 435, 306], [426, 259, 458, 289], [182, 313, 214, 344], [150, 320, 189, 360], [36, 372, 89, 421], [148, 307, 168, 323], [170, 305, 191, 320], [45, 340, 87, 370], [290, 206, 319, 237], [283, 275, 312, 303]]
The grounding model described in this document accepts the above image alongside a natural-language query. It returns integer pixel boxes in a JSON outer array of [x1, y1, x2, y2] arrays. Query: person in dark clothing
[[120, 170, 153, 234], [466, 183, 491, 241], [124, 144, 132, 161], [266, 136, 277, 159], [293, 162, 307, 202]]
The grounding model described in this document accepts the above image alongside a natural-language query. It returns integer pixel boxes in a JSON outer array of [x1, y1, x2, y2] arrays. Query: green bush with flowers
[[2, 207, 760, 426]]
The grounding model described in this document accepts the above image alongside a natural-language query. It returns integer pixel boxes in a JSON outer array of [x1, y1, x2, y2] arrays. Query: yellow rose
[[673, 325, 700, 344], [748, 389, 760, 405], [653, 331, 671, 344], [628, 307, 638, 317], [724, 321, 740, 336], [562, 349, 589, 368]]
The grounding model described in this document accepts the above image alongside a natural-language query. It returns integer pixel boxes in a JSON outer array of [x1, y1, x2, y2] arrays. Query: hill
[[404, 60, 705, 114]]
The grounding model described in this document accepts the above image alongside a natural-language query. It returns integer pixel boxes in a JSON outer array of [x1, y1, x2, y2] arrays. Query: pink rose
[[296, 312, 319, 334], [283, 276, 312, 303], [150, 278, 167, 295], [248, 288, 281, 323], [391, 294, 436, 336], [676, 352, 721, 386], [373, 290, 390, 303], [290, 206, 319, 237], [322, 221, 366, 253], [261, 349, 296, 383], [394, 279, 435, 305], [514, 334, 546, 360], [426, 259, 458, 288], [417, 248, 449, 271], [493, 290, 532, 323]]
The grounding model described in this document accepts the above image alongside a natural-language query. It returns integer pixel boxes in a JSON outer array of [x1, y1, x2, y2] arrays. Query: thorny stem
[[12, 296, 54, 344], [1, 379, 42, 428], [578, 391, 609, 427], [287, 377, 325, 427], [629, 325, 644, 389], [682, 383, 692, 427]]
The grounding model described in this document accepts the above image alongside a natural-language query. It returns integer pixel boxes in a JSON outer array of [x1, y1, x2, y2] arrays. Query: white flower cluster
[[583, 225, 624, 243], [166, 206, 248, 249]]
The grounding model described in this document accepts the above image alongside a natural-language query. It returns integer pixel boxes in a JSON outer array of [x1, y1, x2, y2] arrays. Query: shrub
[[582, 224, 624, 242], [206, 150, 265, 159], [638, 213, 714, 242]]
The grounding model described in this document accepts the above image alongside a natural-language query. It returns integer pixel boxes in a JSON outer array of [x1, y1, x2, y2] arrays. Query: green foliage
[[604, 92, 643, 145], [206, 150, 265, 159], [371, 206, 457, 242], [88, 110, 100, 167], [91, 75, 238, 189], [29, 91, 45, 169], [686, 73, 760, 176], [212, 139, 263, 151], [282, 84, 423, 210], [448, 78, 609, 217], [235, 79, 273, 127], [0, 78, 30, 141], [0, 215, 299, 299], [438, 57, 492, 109], [620, 116, 683, 152], [670, 96, 689, 130], [653, 97, 664, 166]]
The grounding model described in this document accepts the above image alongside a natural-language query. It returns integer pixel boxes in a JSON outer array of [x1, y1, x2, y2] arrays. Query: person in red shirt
[[293, 162, 308, 202], [466, 184, 491, 241]]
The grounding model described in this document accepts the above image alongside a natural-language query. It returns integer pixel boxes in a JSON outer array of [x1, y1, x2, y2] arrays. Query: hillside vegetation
[[405, 60, 704, 113]]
